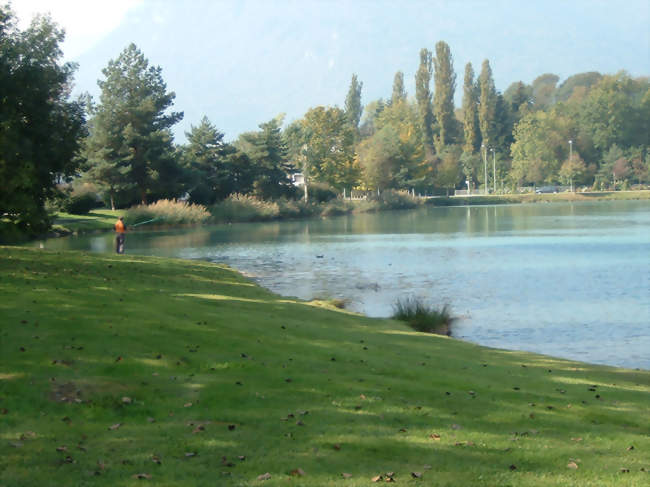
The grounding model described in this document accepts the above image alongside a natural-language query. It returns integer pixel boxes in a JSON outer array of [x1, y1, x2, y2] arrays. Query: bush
[[62, 192, 100, 215], [391, 297, 455, 336], [210, 194, 279, 223], [125, 199, 210, 226], [277, 198, 318, 219], [377, 189, 419, 210], [321, 198, 353, 217], [307, 182, 339, 203]]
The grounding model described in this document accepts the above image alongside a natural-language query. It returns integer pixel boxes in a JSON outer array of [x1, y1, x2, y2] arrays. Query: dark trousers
[[116, 233, 125, 254]]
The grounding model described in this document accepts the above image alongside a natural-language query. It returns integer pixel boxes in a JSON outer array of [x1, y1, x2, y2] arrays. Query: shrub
[[321, 198, 353, 217], [210, 194, 279, 223], [125, 199, 210, 226], [277, 198, 318, 219], [377, 189, 419, 210], [391, 296, 455, 336], [62, 192, 100, 215], [307, 182, 339, 203]]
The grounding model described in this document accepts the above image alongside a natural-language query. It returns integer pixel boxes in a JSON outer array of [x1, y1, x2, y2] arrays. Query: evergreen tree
[[415, 48, 434, 154], [391, 71, 406, 105], [84, 43, 183, 205], [461, 63, 480, 154], [237, 116, 293, 200], [478, 59, 497, 149], [0, 7, 86, 236], [433, 41, 457, 151], [344, 73, 363, 133]]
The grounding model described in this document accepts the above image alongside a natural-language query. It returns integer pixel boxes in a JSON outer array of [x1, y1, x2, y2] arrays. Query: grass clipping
[[392, 296, 455, 336]]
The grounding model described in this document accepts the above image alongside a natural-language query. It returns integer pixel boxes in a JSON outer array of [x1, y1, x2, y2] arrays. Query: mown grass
[[1, 247, 648, 486], [51, 209, 125, 235], [432, 189, 650, 206]]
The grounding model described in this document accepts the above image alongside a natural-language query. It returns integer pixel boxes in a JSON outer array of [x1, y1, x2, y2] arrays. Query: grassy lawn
[[1, 247, 648, 486], [433, 189, 650, 206], [52, 209, 125, 235]]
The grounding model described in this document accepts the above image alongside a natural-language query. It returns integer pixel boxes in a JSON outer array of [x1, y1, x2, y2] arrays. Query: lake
[[38, 200, 650, 370]]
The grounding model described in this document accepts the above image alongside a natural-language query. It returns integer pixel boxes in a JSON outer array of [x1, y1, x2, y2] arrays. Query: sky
[[11, 0, 650, 142]]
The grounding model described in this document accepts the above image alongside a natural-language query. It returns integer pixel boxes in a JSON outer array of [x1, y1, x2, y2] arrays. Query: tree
[[555, 72, 602, 103], [0, 7, 86, 236], [433, 41, 457, 151], [84, 43, 182, 205], [415, 48, 434, 155], [436, 146, 462, 195], [478, 60, 497, 149], [236, 116, 294, 200], [559, 153, 586, 191], [181, 116, 252, 204], [344, 73, 363, 134], [461, 63, 480, 154], [391, 71, 406, 105], [300, 106, 359, 191], [531, 73, 559, 109]]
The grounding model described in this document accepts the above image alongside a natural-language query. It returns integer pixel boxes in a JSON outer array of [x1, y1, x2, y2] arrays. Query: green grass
[[1, 247, 648, 486], [431, 189, 650, 206], [52, 209, 125, 234], [392, 297, 454, 335]]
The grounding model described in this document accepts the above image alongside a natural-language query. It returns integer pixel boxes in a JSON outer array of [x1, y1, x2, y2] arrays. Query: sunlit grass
[[0, 246, 648, 486]]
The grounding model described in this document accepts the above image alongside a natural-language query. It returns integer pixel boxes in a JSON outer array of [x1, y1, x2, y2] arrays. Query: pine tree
[[84, 43, 183, 205], [462, 63, 480, 154], [433, 41, 457, 151]]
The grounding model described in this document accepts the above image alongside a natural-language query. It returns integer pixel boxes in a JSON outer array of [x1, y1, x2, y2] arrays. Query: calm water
[[38, 200, 650, 369]]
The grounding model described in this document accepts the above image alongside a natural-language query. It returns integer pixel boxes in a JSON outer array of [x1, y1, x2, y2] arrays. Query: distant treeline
[[1, 4, 649, 238]]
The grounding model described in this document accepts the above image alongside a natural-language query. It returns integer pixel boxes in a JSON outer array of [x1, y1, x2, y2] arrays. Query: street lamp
[[490, 148, 496, 194], [481, 143, 488, 195]]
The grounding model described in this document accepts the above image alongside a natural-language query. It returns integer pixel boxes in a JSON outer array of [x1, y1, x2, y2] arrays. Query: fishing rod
[[131, 217, 163, 228]]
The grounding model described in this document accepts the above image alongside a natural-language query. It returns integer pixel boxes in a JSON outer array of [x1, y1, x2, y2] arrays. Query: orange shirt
[[115, 220, 125, 233]]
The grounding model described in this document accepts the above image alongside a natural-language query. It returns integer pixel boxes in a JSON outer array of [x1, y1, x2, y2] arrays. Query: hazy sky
[[13, 0, 650, 141]]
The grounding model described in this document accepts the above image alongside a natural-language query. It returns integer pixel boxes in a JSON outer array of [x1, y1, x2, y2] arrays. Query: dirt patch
[[50, 382, 84, 403]]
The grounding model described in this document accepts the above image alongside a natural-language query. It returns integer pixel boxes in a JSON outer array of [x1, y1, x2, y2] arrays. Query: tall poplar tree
[[344, 73, 363, 133], [415, 48, 434, 154], [84, 43, 183, 205], [433, 41, 457, 151], [391, 71, 406, 105], [462, 62, 480, 154], [478, 59, 497, 149]]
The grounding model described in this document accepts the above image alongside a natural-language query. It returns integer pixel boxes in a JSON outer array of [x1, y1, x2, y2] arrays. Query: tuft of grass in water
[[1, 247, 648, 486], [392, 296, 455, 335]]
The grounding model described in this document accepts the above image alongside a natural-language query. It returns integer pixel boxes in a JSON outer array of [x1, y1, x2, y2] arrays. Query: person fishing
[[114, 216, 126, 254]]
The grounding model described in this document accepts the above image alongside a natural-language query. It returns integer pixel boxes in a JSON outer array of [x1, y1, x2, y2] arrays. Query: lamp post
[[481, 143, 488, 195], [490, 148, 496, 194], [568, 139, 573, 192]]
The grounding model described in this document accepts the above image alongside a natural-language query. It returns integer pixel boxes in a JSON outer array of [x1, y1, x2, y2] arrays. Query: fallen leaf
[[451, 424, 462, 430], [257, 472, 271, 480], [151, 455, 161, 464], [108, 423, 122, 430], [238, 456, 246, 461], [571, 437, 583, 442], [122, 397, 132, 404], [228, 424, 236, 430], [185, 452, 196, 458], [132, 473, 151, 479], [192, 425, 205, 434], [398, 428, 407, 433], [56, 446, 67, 452], [626, 445, 634, 451], [371, 475, 383, 482], [423, 465, 432, 470], [411, 471, 422, 478], [341, 472, 352, 479], [147, 417, 156, 423], [567, 461, 579, 469], [183, 402, 192, 408], [333, 444, 341, 450], [620, 468, 630, 473], [290, 468, 306, 476], [429, 433, 441, 441], [509, 464, 517, 470]]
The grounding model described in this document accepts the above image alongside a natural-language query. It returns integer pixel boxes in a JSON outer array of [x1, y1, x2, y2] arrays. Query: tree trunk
[[110, 193, 115, 211]]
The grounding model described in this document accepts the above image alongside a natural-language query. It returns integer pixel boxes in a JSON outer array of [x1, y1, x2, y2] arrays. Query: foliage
[[415, 48, 434, 153], [0, 6, 86, 237], [83, 43, 183, 206], [433, 41, 458, 151], [124, 199, 210, 225], [462, 63, 480, 154], [478, 59, 497, 148], [374, 189, 419, 210], [210, 193, 280, 222], [392, 296, 455, 335], [306, 181, 338, 203], [531, 73, 559, 109], [61, 191, 100, 215], [181, 116, 253, 205], [344, 73, 363, 133], [236, 116, 295, 200], [391, 71, 406, 105]]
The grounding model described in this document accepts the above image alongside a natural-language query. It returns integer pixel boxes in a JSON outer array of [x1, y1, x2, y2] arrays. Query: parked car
[[535, 186, 558, 194]]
